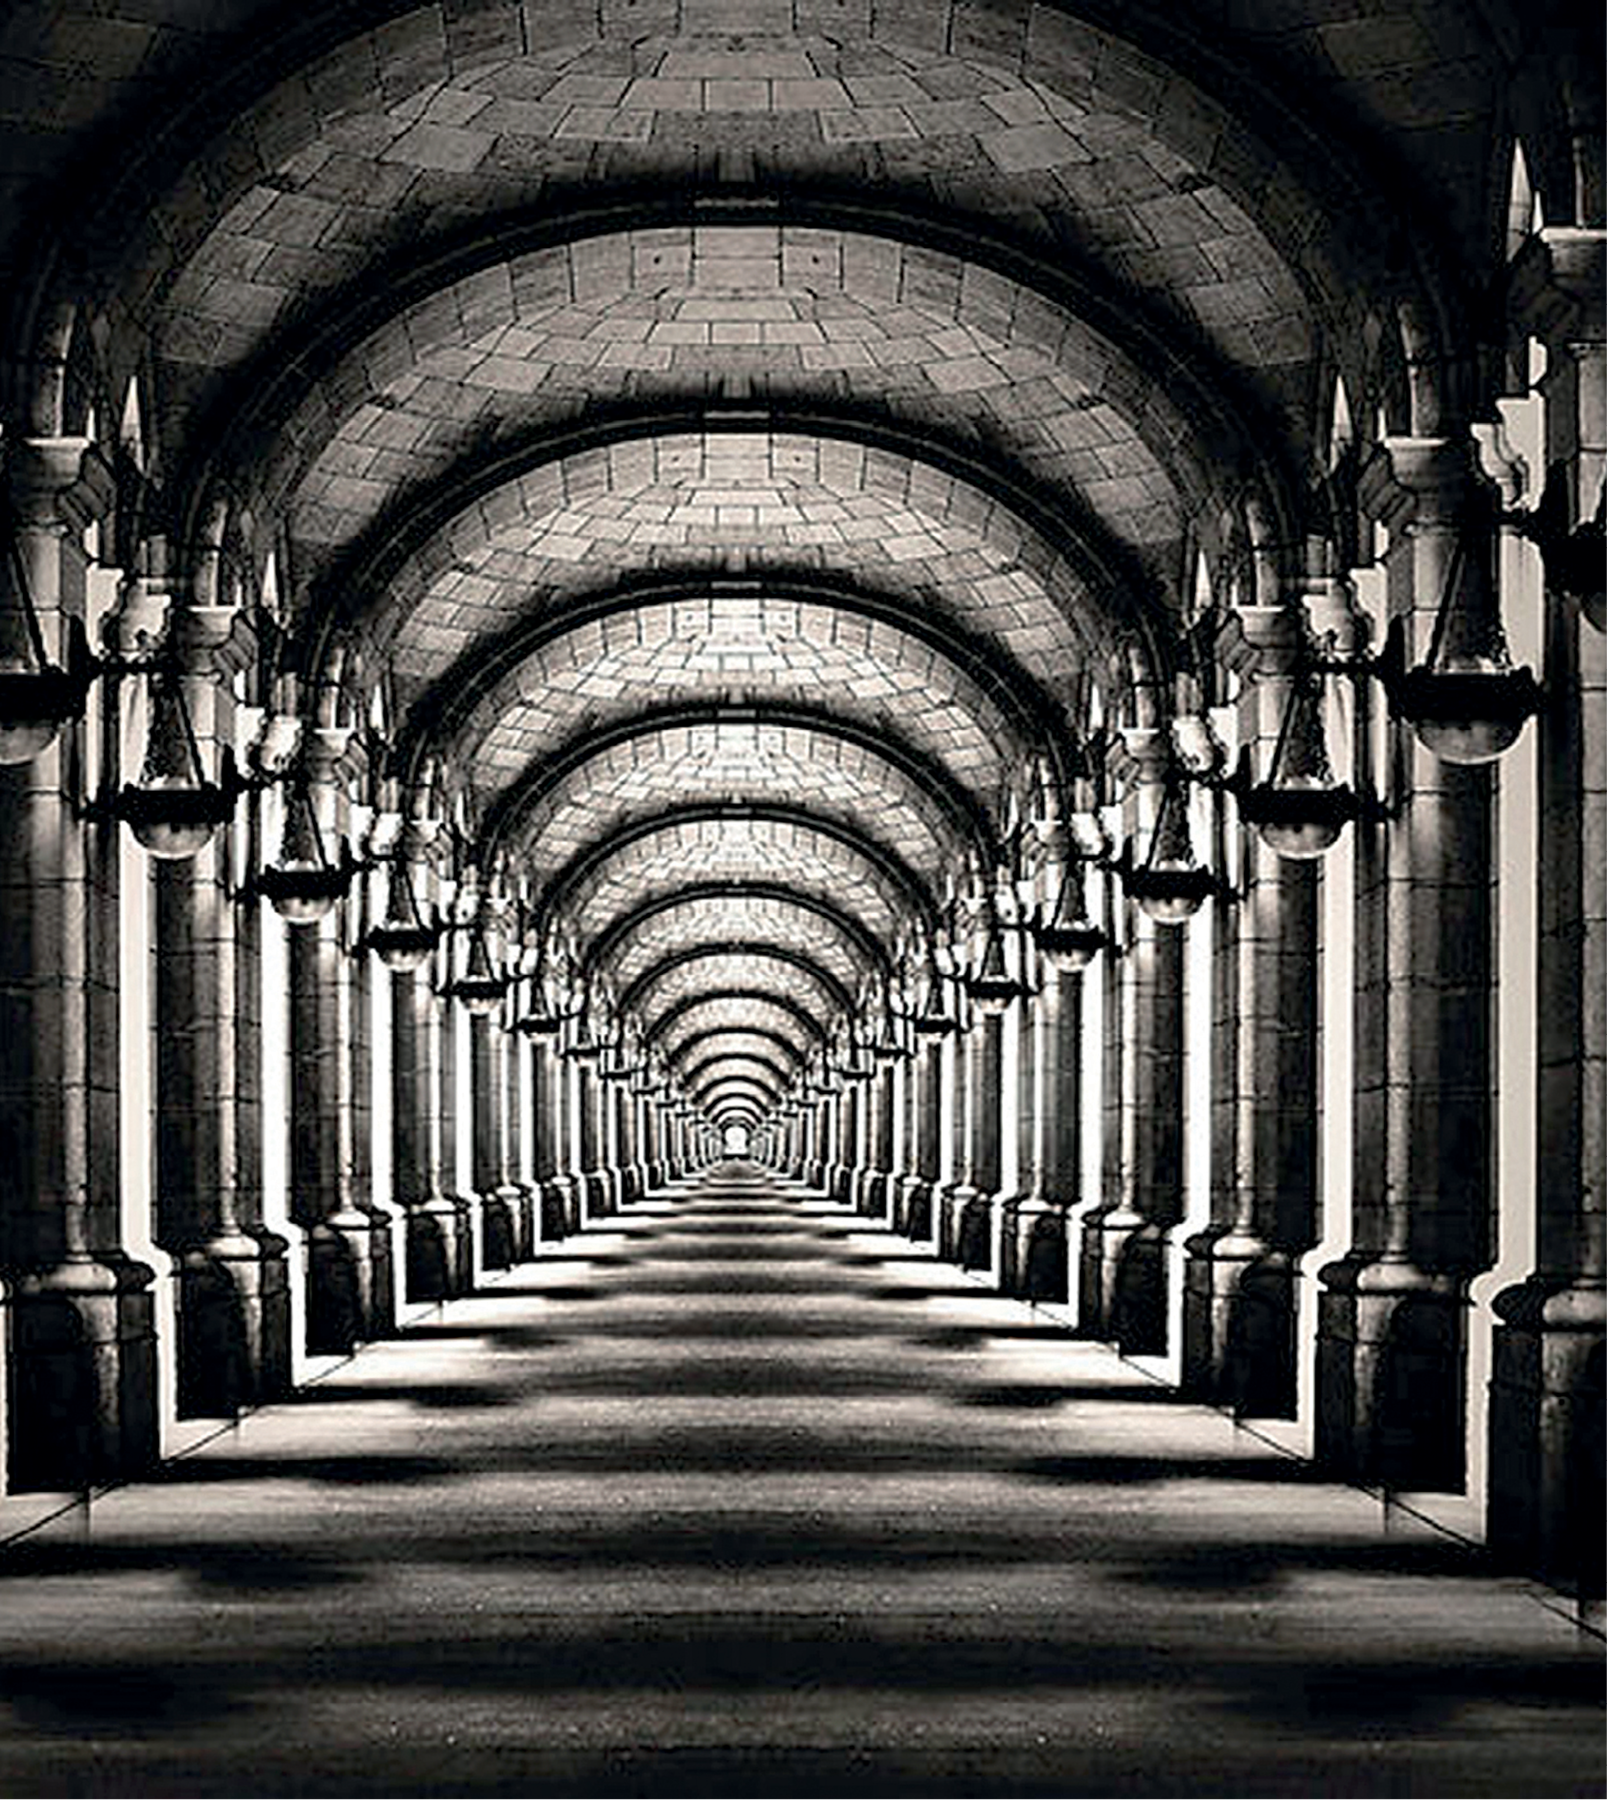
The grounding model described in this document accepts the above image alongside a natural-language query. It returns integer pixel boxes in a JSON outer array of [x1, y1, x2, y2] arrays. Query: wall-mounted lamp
[[115, 662, 247, 860], [962, 897, 1028, 1016], [256, 774, 355, 923], [445, 908, 509, 1017], [1508, 469, 1604, 634], [1374, 507, 1540, 765], [363, 858, 441, 971], [1118, 774, 1219, 925], [1224, 659, 1371, 860]]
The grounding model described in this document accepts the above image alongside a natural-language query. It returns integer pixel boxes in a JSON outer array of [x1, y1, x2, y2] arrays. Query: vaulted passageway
[[0, 1163, 1599, 1798], [0, 5, 1603, 1788]]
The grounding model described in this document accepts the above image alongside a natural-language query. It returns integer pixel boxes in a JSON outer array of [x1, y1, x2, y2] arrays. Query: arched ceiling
[[4, 0, 1593, 1132]]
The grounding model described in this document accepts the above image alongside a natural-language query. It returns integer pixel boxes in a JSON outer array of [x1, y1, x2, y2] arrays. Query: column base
[[1488, 1276, 1606, 1596], [307, 1208, 391, 1355], [401, 1196, 469, 1306], [6, 1254, 160, 1492], [1316, 1254, 1467, 1492], [934, 1184, 993, 1270], [891, 1175, 932, 1240], [478, 1186, 519, 1271], [821, 1163, 854, 1205], [176, 1230, 294, 1417], [1076, 1203, 1142, 1343], [1181, 1231, 1296, 1417], [853, 1169, 891, 1221], [1002, 1198, 1069, 1304], [576, 1168, 616, 1220]]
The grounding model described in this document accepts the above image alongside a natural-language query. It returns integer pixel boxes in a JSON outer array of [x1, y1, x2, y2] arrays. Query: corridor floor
[[0, 1166, 1601, 1798]]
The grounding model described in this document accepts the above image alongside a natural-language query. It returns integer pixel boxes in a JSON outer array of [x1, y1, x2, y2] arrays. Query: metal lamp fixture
[[117, 662, 245, 859], [364, 858, 440, 971], [1379, 505, 1540, 764], [912, 942, 958, 1036], [258, 775, 353, 924], [1029, 822, 1110, 971], [963, 897, 1027, 1016], [1121, 775, 1216, 925], [447, 908, 509, 1017], [1509, 471, 1603, 633], [1229, 659, 1360, 860]]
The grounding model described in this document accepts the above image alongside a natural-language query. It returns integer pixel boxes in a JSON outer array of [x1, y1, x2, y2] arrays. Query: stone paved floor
[[0, 1165, 1601, 1797]]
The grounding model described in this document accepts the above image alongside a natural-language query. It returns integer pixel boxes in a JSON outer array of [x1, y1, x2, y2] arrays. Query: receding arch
[[622, 943, 852, 1027], [579, 882, 891, 983], [401, 569, 1075, 804], [685, 1054, 793, 1097], [306, 404, 1173, 690], [663, 1026, 807, 1075], [540, 803, 941, 939], [487, 699, 999, 871], [647, 988, 830, 1053]]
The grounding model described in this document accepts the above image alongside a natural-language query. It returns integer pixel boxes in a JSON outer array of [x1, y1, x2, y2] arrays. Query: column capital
[[1508, 227, 1607, 347], [170, 604, 257, 681], [6, 435, 115, 534], [239, 706, 304, 777], [1230, 603, 1303, 672], [101, 575, 171, 661], [1300, 577, 1372, 659], [302, 723, 357, 784], [1358, 434, 1490, 533], [1112, 724, 1169, 784]]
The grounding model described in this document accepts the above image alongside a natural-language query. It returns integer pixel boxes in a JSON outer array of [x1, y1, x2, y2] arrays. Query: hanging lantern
[[911, 943, 958, 1035], [364, 859, 439, 971], [1122, 776, 1215, 925], [1232, 661, 1357, 860], [1035, 919, 1110, 971], [963, 900, 1026, 1016], [118, 664, 240, 859], [515, 1003, 563, 1037], [1383, 505, 1540, 764], [447, 912, 508, 1017], [0, 504, 96, 765], [258, 776, 352, 924], [1031, 834, 1109, 971]]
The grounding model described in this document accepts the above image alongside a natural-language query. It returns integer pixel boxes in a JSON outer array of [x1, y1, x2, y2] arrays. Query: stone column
[[1008, 954, 1082, 1303], [393, 918, 468, 1303], [343, 796, 395, 1331], [1081, 748, 1187, 1351], [574, 1058, 603, 1218], [999, 986, 1040, 1294], [1, 437, 161, 1490], [856, 1063, 888, 1217], [469, 1013, 516, 1270], [506, 1025, 536, 1256], [956, 1008, 1004, 1274], [286, 729, 388, 1351], [937, 1017, 978, 1260], [529, 1037, 566, 1238], [891, 1035, 919, 1231], [1489, 227, 1606, 1590], [1183, 605, 1321, 1416], [153, 609, 291, 1416], [1318, 436, 1499, 1493]]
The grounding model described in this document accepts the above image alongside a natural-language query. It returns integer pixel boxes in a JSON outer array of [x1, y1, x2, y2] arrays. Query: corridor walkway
[[0, 1166, 1600, 1798]]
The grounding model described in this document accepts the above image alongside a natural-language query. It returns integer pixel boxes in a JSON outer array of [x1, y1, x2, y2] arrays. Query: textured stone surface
[[602, 891, 872, 997], [0, 1169, 1597, 1798], [506, 713, 971, 888], [563, 816, 909, 952]]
